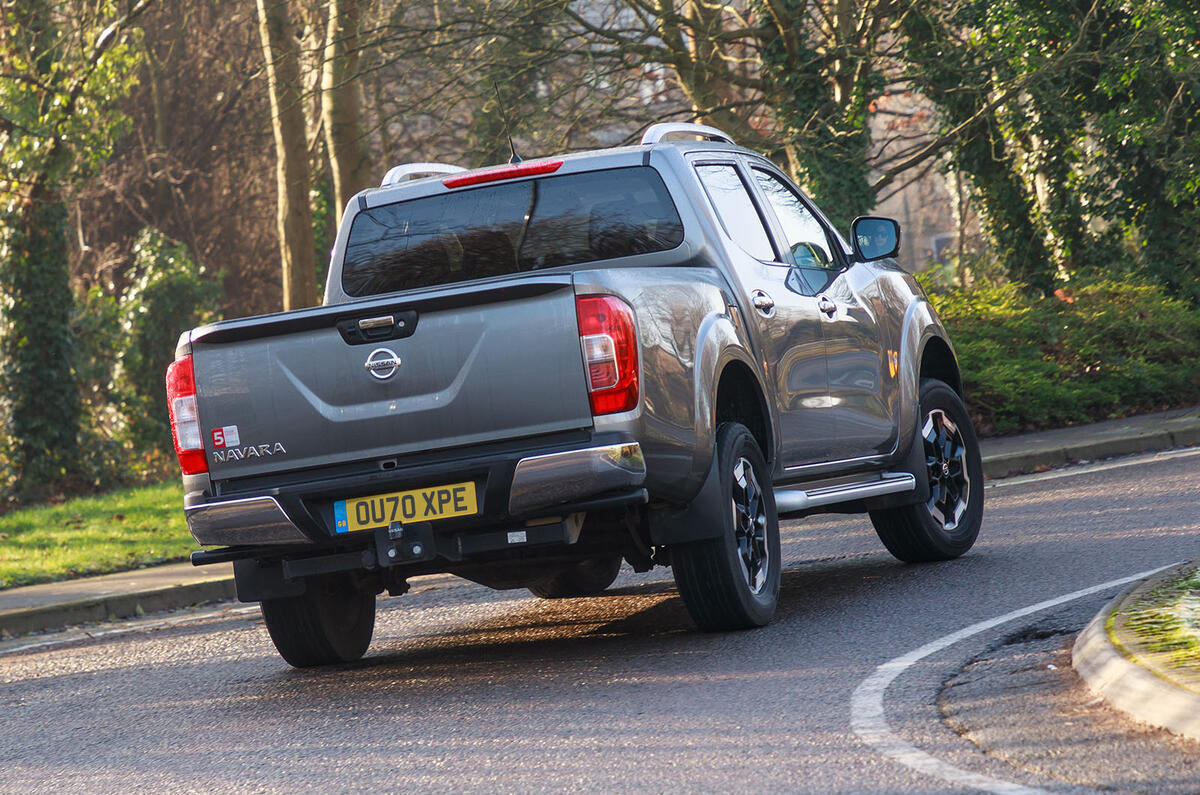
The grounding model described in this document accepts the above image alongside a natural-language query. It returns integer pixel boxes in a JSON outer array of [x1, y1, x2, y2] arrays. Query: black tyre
[[260, 572, 376, 668], [672, 422, 780, 631], [528, 556, 623, 599], [869, 378, 984, 563]]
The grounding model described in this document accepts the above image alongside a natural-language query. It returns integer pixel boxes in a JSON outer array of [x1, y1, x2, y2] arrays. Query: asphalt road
[[2, 450, 1199, 793]]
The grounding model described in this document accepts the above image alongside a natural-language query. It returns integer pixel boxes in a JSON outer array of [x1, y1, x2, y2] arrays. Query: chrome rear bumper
[[508, 442, 646, 514], [187, 442, 647, 547], [185, 496, 309, 547]]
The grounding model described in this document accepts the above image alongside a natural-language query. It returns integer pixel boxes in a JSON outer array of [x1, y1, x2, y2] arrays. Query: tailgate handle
[[358, 315, 395, 331], [337, 310, 419, 345]]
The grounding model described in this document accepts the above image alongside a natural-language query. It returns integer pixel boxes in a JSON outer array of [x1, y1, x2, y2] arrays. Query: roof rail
[[640, 122, 735, 147], [380, 162, 466, 187]]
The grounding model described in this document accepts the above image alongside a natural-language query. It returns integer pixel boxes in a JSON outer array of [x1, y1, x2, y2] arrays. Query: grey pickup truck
[[167, 122, 983, 667]]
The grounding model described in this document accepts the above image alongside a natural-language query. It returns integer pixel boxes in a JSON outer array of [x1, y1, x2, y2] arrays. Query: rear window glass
[[341, 166, 684, 297]]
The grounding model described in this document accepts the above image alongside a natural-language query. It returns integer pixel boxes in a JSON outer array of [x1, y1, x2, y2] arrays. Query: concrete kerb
[[981, 418, 1200, 480], [0, 578, 237, 638], [1072, 562, 1200, 743], [981, 430, 1174, 479]]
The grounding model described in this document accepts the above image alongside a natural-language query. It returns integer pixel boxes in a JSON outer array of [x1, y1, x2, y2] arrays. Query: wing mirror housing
[[851, 216, 901, 262]]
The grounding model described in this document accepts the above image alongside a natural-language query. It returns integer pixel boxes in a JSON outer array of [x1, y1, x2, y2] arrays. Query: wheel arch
[[650, 327, 773, 547], [714, 358, 774, 466], [893, 299, 961, 465], [919, 335, 963, 396]]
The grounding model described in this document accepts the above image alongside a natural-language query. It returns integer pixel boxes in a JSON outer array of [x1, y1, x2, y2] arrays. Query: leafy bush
[[0, 229, 220, 507], [923, 275, 1200, 435], [71, 286, 128, 492], [117, 228, 221, 463], [0, 201, 84, 505]]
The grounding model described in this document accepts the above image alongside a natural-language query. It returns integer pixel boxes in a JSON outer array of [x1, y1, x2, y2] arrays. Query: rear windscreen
[[341, 166, 684, 297]]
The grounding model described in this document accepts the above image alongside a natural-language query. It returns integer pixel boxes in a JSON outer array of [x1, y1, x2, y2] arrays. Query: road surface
[[3, 449, 1198, 793]]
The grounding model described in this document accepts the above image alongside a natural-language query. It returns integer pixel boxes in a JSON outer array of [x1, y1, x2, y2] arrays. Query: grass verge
[[1123, 567, 1200, 673], [0, 482, 191, 590]]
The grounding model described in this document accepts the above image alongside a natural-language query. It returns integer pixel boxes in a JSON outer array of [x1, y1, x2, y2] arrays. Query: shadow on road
[[264, 554, 917, 688]]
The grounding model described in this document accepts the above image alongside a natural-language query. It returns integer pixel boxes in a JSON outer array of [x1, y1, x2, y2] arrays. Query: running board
[[774, 472, 916, 514]]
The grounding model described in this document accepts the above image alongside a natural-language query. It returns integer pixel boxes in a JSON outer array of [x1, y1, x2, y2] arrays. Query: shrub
[[71, 286, 128, 492], [1056, 281, 1200, 413], [116, 228, 221, 465], [922, 275, 1200, 435]]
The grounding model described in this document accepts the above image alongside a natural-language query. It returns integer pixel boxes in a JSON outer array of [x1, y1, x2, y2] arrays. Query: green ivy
[[0, 201, 81, 503], [117, 229, 221, 457], [752, 0, 877, 230], [0, 2, 144, 504]]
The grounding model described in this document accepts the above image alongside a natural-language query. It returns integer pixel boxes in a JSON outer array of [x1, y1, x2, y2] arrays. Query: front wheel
[[260, 572, 376, 668], [870, 378, 984, 562], [672, 422, 780, 631]]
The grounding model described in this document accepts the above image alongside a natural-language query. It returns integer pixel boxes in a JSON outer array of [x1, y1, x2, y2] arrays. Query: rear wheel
[[528, 556, 623, 598], [869, 378, 984, 562], [672, 422, 780, 631], [260, 572, 375, 667]]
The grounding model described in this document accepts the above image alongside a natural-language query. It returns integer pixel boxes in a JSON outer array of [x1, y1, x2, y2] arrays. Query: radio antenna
[[492, 81, 523, 164]]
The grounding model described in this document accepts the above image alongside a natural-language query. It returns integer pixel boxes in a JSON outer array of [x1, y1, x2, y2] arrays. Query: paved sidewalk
[[0, 562, 234, 638], [979, 405, 1200, 479], [2, 405, 1198, 640]]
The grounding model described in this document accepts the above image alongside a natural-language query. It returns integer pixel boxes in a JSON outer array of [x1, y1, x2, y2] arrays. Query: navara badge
[[365, 347, 402, 380]]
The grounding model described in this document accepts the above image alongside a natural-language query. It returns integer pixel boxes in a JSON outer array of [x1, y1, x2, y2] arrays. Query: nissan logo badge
[[364, 347, 402, 380]]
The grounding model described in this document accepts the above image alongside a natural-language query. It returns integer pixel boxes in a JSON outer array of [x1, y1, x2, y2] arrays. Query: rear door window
[[694, 164, 777, 261], [342, 166, 684, 297]]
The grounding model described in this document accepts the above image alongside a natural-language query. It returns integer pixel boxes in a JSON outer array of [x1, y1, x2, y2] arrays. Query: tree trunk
[[0, 195, 82, 503], [321, 0, 371, 227], [256, 0, 318, 310]]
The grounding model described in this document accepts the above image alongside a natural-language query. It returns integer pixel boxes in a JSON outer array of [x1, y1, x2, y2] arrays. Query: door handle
[[817, 295, 837, 318], [751, 290, 775, 314]]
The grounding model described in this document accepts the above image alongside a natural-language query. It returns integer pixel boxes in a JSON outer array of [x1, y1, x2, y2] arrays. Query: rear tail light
[[576, 295, 639, 415], [165, 354, 208, 475]]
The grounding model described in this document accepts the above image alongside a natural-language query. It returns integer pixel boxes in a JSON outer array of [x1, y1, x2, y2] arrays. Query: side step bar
[[774, 472, 916, 514]]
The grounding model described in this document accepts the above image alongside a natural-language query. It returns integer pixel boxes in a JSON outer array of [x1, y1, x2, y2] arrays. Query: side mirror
[[851, 216, 901, 262]]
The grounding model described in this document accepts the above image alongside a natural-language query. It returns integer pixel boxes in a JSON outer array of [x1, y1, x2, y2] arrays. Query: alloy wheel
[[922, 408, 971, 530], [731, 457, 770, 594]]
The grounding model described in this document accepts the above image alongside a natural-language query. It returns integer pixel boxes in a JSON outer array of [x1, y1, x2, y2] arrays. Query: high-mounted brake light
[[165, 354, 208, 475], [442, 159, 563, 189], [576, 295, 639, 415]]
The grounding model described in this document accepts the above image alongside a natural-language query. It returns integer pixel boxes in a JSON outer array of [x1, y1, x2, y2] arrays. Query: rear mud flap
[[647, 451, 726, 545], [233, 559, 306, 602]]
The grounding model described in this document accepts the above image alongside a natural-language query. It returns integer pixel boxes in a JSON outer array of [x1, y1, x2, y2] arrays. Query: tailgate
[[190, 275, 593, 480]]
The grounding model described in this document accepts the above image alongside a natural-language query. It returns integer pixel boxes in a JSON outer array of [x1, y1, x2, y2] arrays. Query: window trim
[[746, 161, 851, 271], [691, 159, 781, 263]]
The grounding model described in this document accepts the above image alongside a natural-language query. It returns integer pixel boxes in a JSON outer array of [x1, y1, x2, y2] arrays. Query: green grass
[[1123, 568, 1200, 671], [0, 481, 192, 590]]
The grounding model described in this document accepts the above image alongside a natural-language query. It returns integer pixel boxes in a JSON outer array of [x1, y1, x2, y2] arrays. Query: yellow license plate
[[334, 481, 478, 533]]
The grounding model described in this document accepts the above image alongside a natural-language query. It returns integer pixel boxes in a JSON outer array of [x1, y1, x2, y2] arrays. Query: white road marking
[[987, 446, 1200, 490], [850, 564, 1179, 794]]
